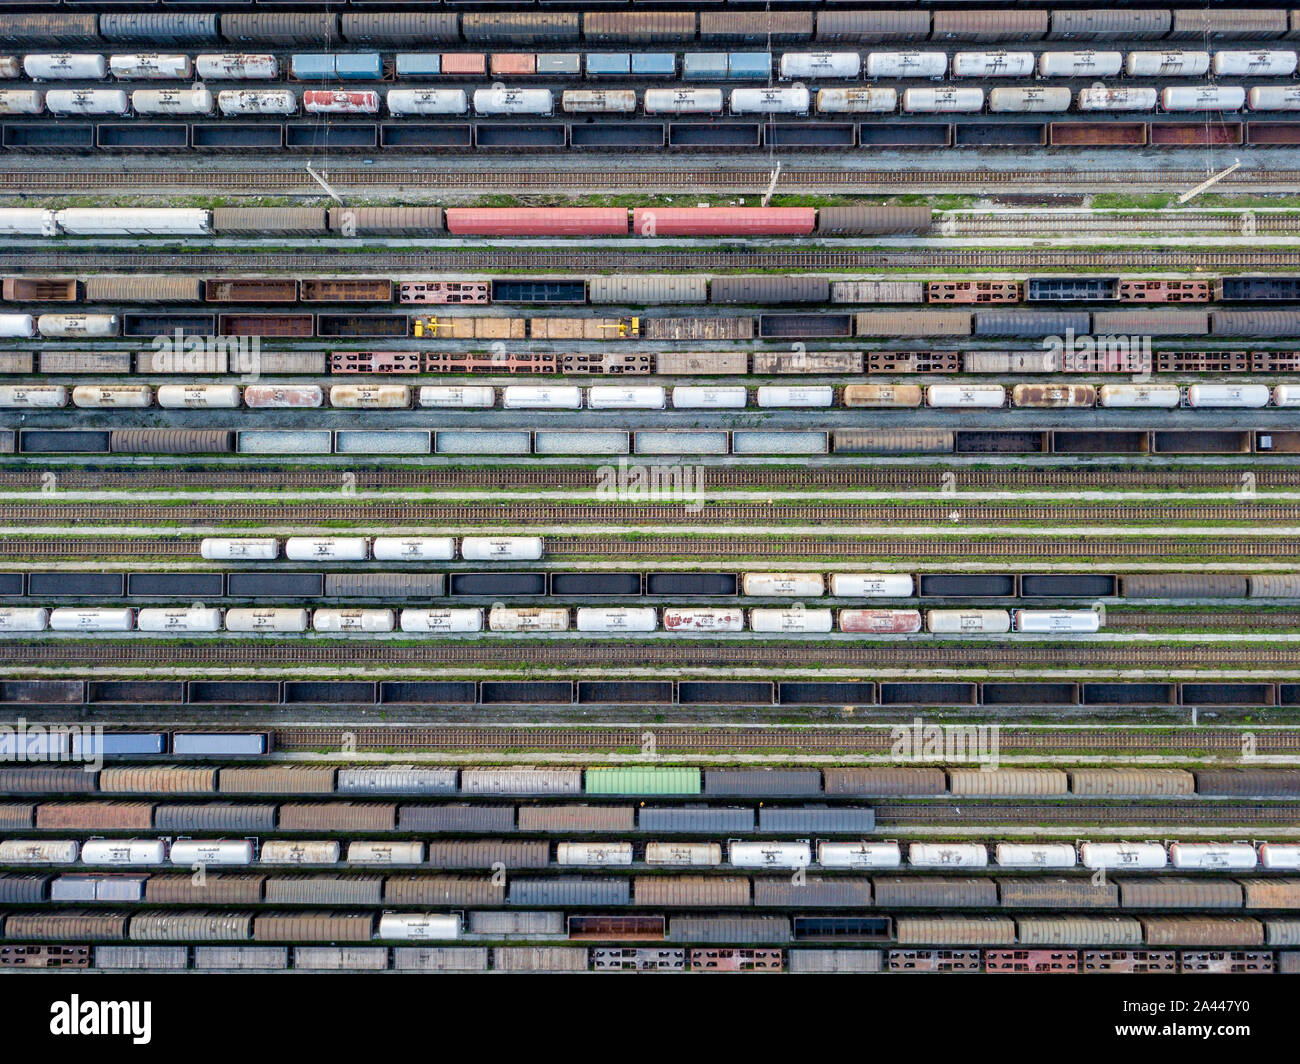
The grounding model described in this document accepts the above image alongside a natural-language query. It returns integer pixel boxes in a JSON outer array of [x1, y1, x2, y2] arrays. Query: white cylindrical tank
[[169, 840, 254, 866], [575, 607, 658, 633], [817, 842, 901, 869], [1077, 87, 1158, 111], [44, 89, 130, 116], [284, 537, 368, 562], [0, 314, 36, 338], [1260, 844, 1300, 870], [71, 385, 153, 409], [866, 52, 947, 79], [313, 608, 395, 633], [328, 384, 411, 409], [662, 607, 744, 632], [0, 209, 56, 236], [137, 608, 223, 634], [156, 385, 241, 409], [460, 537, 544, 562], [54, 208, 210, 236], [242, 385, 323, 408], [729, 842, 812, 869], [0, 840, 76, 863], [838, 609, 924, 634], [200, 538, 278, 561], [750, 608, 834, 633], [81, 839, 165, 866], [23, 54, 107, 80], [223, 608, 310, 633], [828, 573, 915, 597], [0, 385, 66, 408], [1098, 384, 1181, 408], [501, 385, 581, 410], [556, 842, 634, 866], [1125, 51, 1210, 77], [217, 89, 297, 116], [908, 843, 988, 868], [1080, 842, 1168, 870], [1214, 50, 1298, 77], [386, 88, 468, 116], [372, 537, 456, 561], [1036, 51, 1123, 78], [109, 54, 193, 79], [642, 87, 724, 114], [644, 842, 722, 866], [995, 843, 1077, 868], [0, 56, 16, 79], [988, 88, 1074, 113], [741, 572, 825, 597], [925, 609, 1012, 634], [1161, 86, 1246, 112], [399, 608, 484, 634], [815, 87, 897, 113], [1013, 610, 1102, 633], [346, 841, 424, 865], [1187, 384, 1270, 408], [671, 385, 747, 409], [303, 89, 379, 114], [729, 86, 810, 114], [560, 89, 635, 113], [260, 840, 340, 865], [951, 51, 1034, 78], [1250, 86, 1300, 111], [779, 52, 861, 79], [132, 87, 214, 116], [587, 385, 666, 410], [378, 913, 459, 940], [0, 89, 43, 115], [1275, 385, 1300, 407], [48, 608, 134, 632], [487, 607, 569, 632], [196, 54, 279, 80], [926, 384, 1006, 408], [417, 385, 495, 409], [0, 607, 49, 632], [903, 87, 985, 113], [756, 386, 834, 408], [41, 314, 120, 339], [1169, 843, 1257, 870], [472, 87, 553, 115]]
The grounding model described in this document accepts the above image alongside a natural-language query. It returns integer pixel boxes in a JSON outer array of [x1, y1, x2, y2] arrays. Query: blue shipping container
[[728, 52, 773, 79], [585, 53, 631, 77], [631, 53, 676, 77], [73, 732, 166, 758], [290, 54, 336, 80], [173, 733, 268, 756], [683, 53, 728, 79], [336, 53, 383, 80], [396, 53, 441, 77]]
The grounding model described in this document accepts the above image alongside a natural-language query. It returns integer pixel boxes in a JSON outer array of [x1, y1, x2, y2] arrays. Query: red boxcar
[[839, 609, 923, 634], [490, 53, 536, 76], [302, 90, 379, 115], [632, 207, 816, 237], [440, 53, 487, 76], [444, 207, 629, 237]]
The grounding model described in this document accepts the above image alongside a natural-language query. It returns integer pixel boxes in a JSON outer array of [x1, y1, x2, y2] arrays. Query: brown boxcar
[[699, 11, 812, 42], [895, 916, 1015, 946], [633, 876, 751, 908], [1, 278, 76, 302], [383, 875, 503, 906], [425, 840, 550, 869], [1194, 769, 1300, 796], [35, 802, 151, 831], [823, 767, 946, 796], [218, 314, 313, 337], [219, 767, 335, 794], [752, 350, 864, 374], [856, 310, 972, 337], [1240, 880, 1300, 909], [0, 767, 96, 795], [144, 874, 265, 905], [99, 766, 217, 795], [327, 206, 444, 235], [583, 12, 697, 44], [932, 10, 1049, 41], [875, 877, 997, 908], [253, 912, 374, 943], [204, 279, 297, 303], [1140, 917, 1264, 947], [998, 878, 1119, 909], [641, 317, 752, 342], [129, 911, 253, 942], [493, 946, 589, 972], [4, 911, 128, 940], [656, 350, 748, 375], [300, 279, 394, 303], [277, 803, 396, 832], [517, 805, 634, 832]]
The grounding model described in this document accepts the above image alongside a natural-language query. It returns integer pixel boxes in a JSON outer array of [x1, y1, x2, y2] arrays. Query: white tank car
[[0, 57, 16, 79], [502, 385, 582, 410], [925, 609, 1012, 634], [729, 86, 810, 114], [1080, 842, 1167, 870], [561, 89, 635, 113], [756, 386, 834, 408], [815, 88, 896, 113], [671, 385, 747, 409], [418, 385, 495, 408], [0, 314, 36, 337], [488, 607, 570, 632], [1161, 86, 1246, 112], [40, 314, 120, 338], [224, 608, 309, 633], [749, 608, 834, 633], [866, 52, 947, 79], [643, 88, 724, 114], [950, 52, 1034, 78], [0, 608, 49, 632], [644, 842, 722, 866], [575, 607, 658, 633], [729, 841, 812, 869], [1036, 51, 1123, 78], [909, 843, 988, 868], [0, 840, 77, 863], [0, 385, 67, 408], [48, 608, 135, 632], [23, 54, 108, 80], [461, 537, 544, 561], [0, 209, 56, 236], [829, 573, 915, 597], [260, 840, 340, 864], [1125, 51, 1210, 77], [1213, 50, 1298, 77], [71, 385, 150, 408], [838, 609, 924, 634], [473, 88, 553, 115], [742, 572, 825, 597], [1169, 843, 1257, 870], [218, 90, 297, 116], [0, 89, 43, 115], [995, 843, 1077, 868], [200, 538, 278, 561], [44, 89, 130, 116], [372, 537, 456, 561], [587, 385, 667, 410], [328, 384, 411, 409], [902, 87, 985, 113], [156, 385, 241, 409], [661, 607, 744, 632], [387, 89, 468, 116], [399, 608, 484, 634], [55, 208, 211, 236], [347, 841, 424, 864], [242, 385, 323, 408], [1260, 844, 1300, 869], [312, 609, 396, 633], [1186, 383, 1270, 408], [109, 54, 193, 79], [1098, 384, 1181, 408], [303, 90, 379, 115], [378, 913, 460, 940], [817, 842, 901, 869], [925, 384, 1006, 408], [1249, 86, 1300, 111], [989, 87, 1073, 112], [196, 54, 279, 80], [1012, 610, 1102, 633], [1077, 87, 1158, 111], [81, 839, 166, 865], [169, 840, 254, 866], [136, 608, 223, 633], [779, 52, 861, 79], [284, 537, 368, 562], [1275, 385, 1300, 406], [556, 842, 634, 866]]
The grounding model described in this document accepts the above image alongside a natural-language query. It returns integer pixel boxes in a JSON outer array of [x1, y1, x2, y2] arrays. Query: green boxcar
[[584, 767, 702, 796]]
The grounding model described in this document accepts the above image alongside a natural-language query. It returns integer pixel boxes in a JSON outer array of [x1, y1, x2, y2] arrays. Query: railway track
[[946, 212, 1300, 236], [5, 640, 1299, 669], [873, 801, 1300, 824]]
